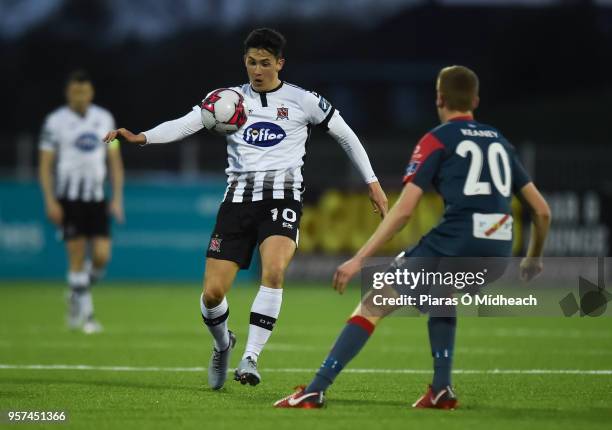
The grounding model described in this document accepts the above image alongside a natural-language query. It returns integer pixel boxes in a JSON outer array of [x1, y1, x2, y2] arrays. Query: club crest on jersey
[[276, 107, 289, 120], [74, 132, 100, 152], [243, 122, 286, 147], [209, 237, 222, 253], [318, 96, 331, 112], [405, 161, 420, 176]]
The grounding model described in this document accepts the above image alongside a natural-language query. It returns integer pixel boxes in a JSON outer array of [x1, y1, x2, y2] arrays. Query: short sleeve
[[402, 132, 445, 190], [39, 116, 58, 152], [511, 147, 531, 193], [302, 91, 335, 128]]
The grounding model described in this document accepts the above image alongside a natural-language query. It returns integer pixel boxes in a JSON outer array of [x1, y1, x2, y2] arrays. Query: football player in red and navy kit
[[275, 66, 551, 409]]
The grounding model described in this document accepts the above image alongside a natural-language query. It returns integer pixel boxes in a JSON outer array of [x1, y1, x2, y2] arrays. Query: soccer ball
[[200, 88, 248, 135]]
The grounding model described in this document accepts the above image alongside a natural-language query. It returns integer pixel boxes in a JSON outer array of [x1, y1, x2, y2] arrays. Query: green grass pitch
[[1, 282, 611, 429]]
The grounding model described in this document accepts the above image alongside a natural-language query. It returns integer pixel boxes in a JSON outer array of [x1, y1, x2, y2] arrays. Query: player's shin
[[67, 271, 93, 328], [305, 315, 375, 393], [83, 258, 105, 284], [200, 294, 230, 351], [89, 266, 106, 285], [243, 285, 282, 361]]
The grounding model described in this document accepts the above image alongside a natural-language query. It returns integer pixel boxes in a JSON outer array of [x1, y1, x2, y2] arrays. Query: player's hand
[[109, 198, 125, 224], [45, 199, 63, 226], [104, 128, 146, 145], [333, 257, 363, 294], [368, 181, 388, 219], [520, 257, 543, 282]]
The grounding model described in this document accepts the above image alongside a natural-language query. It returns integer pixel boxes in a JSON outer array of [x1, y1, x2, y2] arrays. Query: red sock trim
[[347, 316, 375, 335]]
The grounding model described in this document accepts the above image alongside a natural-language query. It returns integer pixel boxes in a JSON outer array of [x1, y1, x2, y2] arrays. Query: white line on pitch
[[0, 364, 611, 375], [3, 342, 612, 357]]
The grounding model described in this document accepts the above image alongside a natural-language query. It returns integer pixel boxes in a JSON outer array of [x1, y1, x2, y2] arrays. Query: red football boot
[[274, 385, 325, 409], [412, 385, 459, 410]]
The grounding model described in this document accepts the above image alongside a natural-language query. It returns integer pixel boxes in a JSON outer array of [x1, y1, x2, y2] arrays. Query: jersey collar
[[250, 81, 284, 94], [448, 115, 474, 122], [67, 105, 91, 119]]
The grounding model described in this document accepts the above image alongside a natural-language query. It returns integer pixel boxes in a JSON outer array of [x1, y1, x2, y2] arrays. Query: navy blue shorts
[[386, 240, 509, 313]]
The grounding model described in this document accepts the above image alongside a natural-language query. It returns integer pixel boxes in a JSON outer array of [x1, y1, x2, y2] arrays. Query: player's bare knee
[[261, 267, 285, 289], [350, 304, 382, 326], [203, 289, 225, 307], [202, 281, 228, 307], [92, 251, 110, 269], [67, 253, 86, 272], [69, 261, 85, 272]]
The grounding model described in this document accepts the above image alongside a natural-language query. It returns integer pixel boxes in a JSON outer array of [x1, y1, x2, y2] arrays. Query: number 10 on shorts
[[270, 208, 297, 223]]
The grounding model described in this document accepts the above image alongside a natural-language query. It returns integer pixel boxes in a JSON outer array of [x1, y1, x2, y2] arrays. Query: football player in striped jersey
[[104, 28, 388, 390], [40, 70, 125, 334]]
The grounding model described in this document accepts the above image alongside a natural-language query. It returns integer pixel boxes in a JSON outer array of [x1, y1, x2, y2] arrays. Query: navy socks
[[428, 316, 457, 392], [306, 316, 375, 393]]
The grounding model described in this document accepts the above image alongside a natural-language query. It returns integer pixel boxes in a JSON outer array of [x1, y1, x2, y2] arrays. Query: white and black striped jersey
[[39, 105, 115, 202], [142, 81, 378, 203]]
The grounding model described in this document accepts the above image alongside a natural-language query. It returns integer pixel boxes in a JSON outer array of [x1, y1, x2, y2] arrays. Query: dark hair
[[437, 65, 479, 111], [66, 69, 92, 85], [244, 28, 286, 58]]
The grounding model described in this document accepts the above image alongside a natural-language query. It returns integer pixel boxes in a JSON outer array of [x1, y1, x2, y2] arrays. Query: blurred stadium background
[[0, 0, 611, 279], [1, 2, 612, 428]]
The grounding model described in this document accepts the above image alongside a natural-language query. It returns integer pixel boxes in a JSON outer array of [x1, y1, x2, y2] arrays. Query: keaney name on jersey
[[460, 129, 499, 138]]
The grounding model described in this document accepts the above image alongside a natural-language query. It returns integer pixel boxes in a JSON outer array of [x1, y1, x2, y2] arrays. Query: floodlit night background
[[1, 0, 611, 280]]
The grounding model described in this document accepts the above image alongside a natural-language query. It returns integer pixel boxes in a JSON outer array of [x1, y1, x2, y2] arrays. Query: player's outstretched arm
[[367, 181, 389, 218], [333, 182, 423, 293], [518, 182, 552, 281], [103, 108, 204, 146], [104, 128, 146, 145]]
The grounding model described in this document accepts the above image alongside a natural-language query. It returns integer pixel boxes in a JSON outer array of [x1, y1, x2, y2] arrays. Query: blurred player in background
[[104, 28, 388, 390], [39, 70, 125, 334], [275, 65, 551, 409]]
